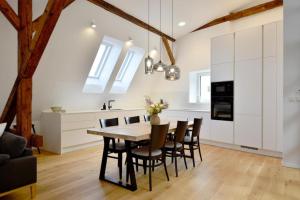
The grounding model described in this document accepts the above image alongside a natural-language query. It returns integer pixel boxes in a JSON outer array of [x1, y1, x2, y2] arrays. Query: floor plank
[[1, 144, 300, 200]]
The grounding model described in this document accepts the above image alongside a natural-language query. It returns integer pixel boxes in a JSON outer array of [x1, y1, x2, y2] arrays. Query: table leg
[[125, 140, 137, 191], [99, 137, 110, 180]]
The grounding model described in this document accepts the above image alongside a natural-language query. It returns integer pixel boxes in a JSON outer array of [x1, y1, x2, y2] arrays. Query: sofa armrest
[[0, 155, 37, 193], [22, 148, 33, 156], [0, 154, 10, 166]]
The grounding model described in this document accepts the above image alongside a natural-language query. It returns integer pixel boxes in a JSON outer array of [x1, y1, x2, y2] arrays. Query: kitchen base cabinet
[[210, 120, 233, 144], [234, 114, 262, 148]]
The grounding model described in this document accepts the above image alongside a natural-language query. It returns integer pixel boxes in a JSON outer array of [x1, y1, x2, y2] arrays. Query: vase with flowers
[[145, 96, 168, 125]]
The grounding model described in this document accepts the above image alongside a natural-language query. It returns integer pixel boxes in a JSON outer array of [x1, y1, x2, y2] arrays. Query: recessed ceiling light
[[178, 21, 186, 27]]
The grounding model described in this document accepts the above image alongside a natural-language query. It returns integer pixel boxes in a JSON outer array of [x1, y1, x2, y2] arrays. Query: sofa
[[0, 131, 37, 198]]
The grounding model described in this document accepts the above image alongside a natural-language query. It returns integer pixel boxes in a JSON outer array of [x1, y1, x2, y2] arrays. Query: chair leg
[[190, 144, 195, 167], [135, 157, 139, 172], [197, 140, 203, 161], [152, 160, 155, 172], [163, 154, 169, 181], [182, 148, 188, 170], [174, 150, 178, 177], [118, 153, 123, 180], [143, 159, 147, 175], [149, 160, 152, 191]]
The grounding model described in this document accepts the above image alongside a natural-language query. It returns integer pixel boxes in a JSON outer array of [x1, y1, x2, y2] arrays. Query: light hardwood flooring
[[1, 144, 300, 200]]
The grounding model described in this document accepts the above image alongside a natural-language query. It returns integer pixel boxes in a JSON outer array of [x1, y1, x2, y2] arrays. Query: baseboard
[[282, 161, 300, 169], [200, 139, 282, 158]]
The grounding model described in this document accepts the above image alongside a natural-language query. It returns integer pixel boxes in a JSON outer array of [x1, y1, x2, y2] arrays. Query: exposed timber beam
[[0, 0, 20, 30], [192, 0, 283, 32], [162, 37, 175, 65], [0, 0, 67, 132], [87, 0, 176, 42]]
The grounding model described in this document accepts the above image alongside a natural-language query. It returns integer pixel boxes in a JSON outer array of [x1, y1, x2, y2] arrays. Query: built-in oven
[[211, 81, 234, 121], [211, 81, 233, 97], [211, 96, 233, 121]]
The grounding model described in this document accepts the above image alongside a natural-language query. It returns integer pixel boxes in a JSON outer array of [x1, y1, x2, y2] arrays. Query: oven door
[[211, 97, 233, 121], [211, 81, 233, 97]]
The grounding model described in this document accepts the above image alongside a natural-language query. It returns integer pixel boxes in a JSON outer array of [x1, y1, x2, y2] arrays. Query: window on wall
[[83, 36, 123, 94], [110, 46, 145, 94], [189, 70, 211, 104]]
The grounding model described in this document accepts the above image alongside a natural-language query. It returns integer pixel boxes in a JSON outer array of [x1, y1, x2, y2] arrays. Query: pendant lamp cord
[[148, 0, 150, 57], [159, 0, 162, 61], [172, 0, 174, 53]]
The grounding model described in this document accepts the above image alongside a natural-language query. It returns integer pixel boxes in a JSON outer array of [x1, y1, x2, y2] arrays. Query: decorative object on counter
[[145, 0, 154, 75], [101, 103, 107, 110], [50, 106, 65, 113], [165, 0, 180, 81], [145, 96, 168, 125]]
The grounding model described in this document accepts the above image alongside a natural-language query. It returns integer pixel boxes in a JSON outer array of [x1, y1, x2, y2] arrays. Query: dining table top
[[87, 120, 194, 142]]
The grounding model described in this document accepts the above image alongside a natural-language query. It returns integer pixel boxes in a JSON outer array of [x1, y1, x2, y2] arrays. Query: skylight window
[[83, 36, 123, 94], [110, 46, 145, 94]]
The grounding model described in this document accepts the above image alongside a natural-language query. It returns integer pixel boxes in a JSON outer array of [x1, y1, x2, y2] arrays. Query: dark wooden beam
[[87, 0, 176, 42], [0, 0, 20, 30], [192, 0, 283, 32], [16, 0, 33, 140], [162, 37, 175, 65], [0, 0, 67, 132], [32, 0, 75, 33]]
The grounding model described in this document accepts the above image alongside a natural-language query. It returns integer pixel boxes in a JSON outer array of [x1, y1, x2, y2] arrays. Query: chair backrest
[[174, 121, 188, 143], [144, 115, 150, 122], [99, 118, 119, 128], [150, 124, 169, 151], [124, 116, 140, 124], [191, 118, 203, 137]]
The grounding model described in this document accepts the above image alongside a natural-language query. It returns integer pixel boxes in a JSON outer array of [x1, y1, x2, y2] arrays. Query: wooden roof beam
[[87, 0, 176, 42], [162, 37, 175, 65], [192, 0, 283, 32], [0, 0, 20, 30]]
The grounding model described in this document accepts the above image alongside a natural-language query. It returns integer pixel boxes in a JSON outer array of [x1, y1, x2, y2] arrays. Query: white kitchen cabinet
[[210, 120, 233, 144], [235, 26, 262, 61], [211, 62, 234, 82], [235, 114, 262, 148], [211, 33, 234, 65], [235, 59, 262, 115], [263, 57, 277, 151], [263, 22, 277, 58]]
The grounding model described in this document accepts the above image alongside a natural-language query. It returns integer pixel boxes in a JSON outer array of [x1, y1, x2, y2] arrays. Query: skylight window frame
[[88, 42, 113, 79], [115, 50, 135, 82]]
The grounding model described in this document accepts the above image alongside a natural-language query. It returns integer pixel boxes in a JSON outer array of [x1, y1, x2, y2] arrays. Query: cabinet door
[[210, 120, 233, 144], [263, 22, 277, 58], [235, 26, 262, 61], [234, 114, 262, 148], [235, 59, 262, 115], [199, 112, 211, 140], [263, 57, 277, 151], [211, 62, 234, 82], [211, 33, 234, 65]]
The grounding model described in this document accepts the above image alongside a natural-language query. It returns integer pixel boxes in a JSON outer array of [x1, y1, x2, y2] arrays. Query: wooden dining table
[[87, 121, 193, 191]]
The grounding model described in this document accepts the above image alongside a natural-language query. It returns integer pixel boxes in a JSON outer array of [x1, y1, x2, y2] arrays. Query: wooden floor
[[1, 144, 300, 200]]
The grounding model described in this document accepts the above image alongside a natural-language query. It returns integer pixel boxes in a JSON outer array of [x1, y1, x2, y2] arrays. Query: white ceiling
[[105, 0, 272, 39]]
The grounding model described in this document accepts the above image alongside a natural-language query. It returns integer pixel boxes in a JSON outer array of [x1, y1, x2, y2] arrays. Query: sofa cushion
[[0, 123, 6, 138], [0, 154, 10, 165], [0, 132, 27, 158]]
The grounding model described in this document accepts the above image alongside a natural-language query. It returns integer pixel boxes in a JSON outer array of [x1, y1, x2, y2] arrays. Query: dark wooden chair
[[124, 116, 140, 124], [184, 118, 203, 167], [99, 118, 126, 181], [143, 115, 150, 122], [165, 121, 188, 177], [131, 124, 170, 191]]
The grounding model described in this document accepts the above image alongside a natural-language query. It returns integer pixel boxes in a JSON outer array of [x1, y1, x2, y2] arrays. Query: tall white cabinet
[[211, 21, 283, 151], [234, 26, 263, 148]]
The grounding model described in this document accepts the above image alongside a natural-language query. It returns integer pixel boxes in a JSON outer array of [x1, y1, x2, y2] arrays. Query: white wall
[[283, 0, 300, 168], [152, 7, 283, 110], [0, 1, 164, 122]]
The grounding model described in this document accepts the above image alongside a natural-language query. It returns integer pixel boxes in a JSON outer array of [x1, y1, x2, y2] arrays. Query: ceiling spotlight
[[126, 37, 134, 45], [90, 20, 96, 28], [178, 21, 186, 27]]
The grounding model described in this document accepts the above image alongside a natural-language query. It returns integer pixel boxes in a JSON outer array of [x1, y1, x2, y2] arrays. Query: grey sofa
[[0, 131, 37, 197]]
